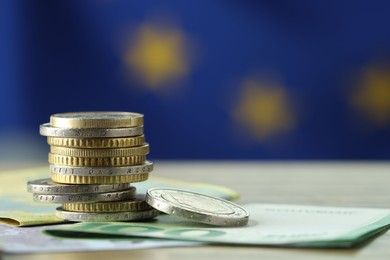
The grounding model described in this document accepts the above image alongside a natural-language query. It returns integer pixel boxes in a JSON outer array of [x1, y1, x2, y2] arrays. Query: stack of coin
[[27, 111, 159, 222]]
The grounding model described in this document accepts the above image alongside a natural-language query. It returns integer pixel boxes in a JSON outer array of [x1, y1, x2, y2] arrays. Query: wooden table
[[4, 161, 390, 260]]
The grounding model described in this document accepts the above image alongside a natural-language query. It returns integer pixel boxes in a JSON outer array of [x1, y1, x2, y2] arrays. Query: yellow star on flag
[[124, 22, 190, 89], [232, 79, 296, 142], [350, 67, 390, 126]]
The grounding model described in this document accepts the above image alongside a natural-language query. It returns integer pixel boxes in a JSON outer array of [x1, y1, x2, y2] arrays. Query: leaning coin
[[62, 195, 152, 212], [40, 123, 144, 138], [27, 178, 133, 194], [50, 161, 153, 176], [50, 144, 150, 157], [56, 207, 159, 222], [146, 188, 249, 227], [33, 188, 136, 203], [50, 111, 144, 128]]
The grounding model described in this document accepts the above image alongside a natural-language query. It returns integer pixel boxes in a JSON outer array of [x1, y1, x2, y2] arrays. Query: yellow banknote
[[0, 166, 239, 227]]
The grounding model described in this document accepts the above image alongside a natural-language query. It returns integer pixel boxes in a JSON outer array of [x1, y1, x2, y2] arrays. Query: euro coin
[[55, 207, 159, 222], [146, 188, 249, 227], [48, 153, 146, 167], [62, 196, 152, 212], [47, 136, 145, 148], [50, 111, 143, 128], [49, 161, 153, 176], [33, 188, 136, 203], [27, 178, 133, 194], [40, 123, 144, 138], [50, 144, 149, 157], [51, 172, 149, 184]]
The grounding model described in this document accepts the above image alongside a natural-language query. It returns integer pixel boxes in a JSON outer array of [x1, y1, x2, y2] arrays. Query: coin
[[146, 188, 249, 227], [47, 135, 145, 148], [27, 178, 133, 194], [50, 161, 153, 176], [50, 144, 149, 157], [48, 153, 146, 167], [51, 172, 149, 184], [55, 207, 159, 222], [40, 123, 144, 138], [50, 112, 144, 128], [33, 188, 136, 203], [62, 196, 152, 212]]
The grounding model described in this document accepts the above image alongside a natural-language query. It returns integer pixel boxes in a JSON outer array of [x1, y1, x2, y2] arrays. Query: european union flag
[[1, 0, 390, 160]]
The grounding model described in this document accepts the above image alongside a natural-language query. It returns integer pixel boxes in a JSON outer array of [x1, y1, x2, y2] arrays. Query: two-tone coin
[[50, 112, 144, 128], [62, 195, 152, 212], [27, 178, 132, 194], [50, 162, 153, 176], [56, 207, 159, 222], [146, 188, 249, 227], [33, 188, 136, 203], [40, 123, 144, 138]]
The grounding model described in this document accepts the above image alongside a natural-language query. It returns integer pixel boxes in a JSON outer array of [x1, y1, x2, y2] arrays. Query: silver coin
[[33, 188, 136, 203], [146, 188, 249, 227], [50, 112, 143, 128], [51, 111, 143, 120], [55, 207, 159, 222], [50, 161, 154, 176], [39, 123, 144, 138], [27, 178, 133, 194]]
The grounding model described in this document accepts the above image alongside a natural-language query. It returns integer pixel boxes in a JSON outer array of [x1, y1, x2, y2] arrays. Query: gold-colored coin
[[62, 197, 152, 212], [48, 153, 146, 167], [50, 112, 143, 128], [51, 172, 149, 184], [50, 144, 149, 157], [47, 135, 145, 148]]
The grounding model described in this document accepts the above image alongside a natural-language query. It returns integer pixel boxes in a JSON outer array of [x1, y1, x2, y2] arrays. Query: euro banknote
[[0, 223, 199, 254], [45, 203, 390, 248]]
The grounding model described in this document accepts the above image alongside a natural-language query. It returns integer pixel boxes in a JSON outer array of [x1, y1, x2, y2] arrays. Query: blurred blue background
[[1, 0, 390, 161]]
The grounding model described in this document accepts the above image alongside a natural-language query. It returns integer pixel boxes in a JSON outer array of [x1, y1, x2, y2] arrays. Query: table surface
[[3, 161, 390, 260]]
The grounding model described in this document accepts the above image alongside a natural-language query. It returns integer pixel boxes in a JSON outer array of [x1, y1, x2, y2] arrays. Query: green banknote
[[45, 203, 390, 248], [0, 166, 239, 226]]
